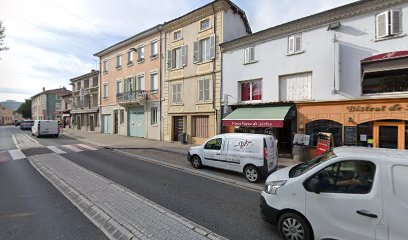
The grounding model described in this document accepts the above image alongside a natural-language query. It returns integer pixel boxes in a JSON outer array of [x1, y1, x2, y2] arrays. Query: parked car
[[187, 133, 278, 182], [261, 146, 408, 240], [32, 120, 59, 138], [15, 120, 23, 126], [20, 120, 34, 130]]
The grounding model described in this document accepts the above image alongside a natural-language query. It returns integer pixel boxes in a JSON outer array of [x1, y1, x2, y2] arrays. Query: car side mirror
[[307, 178, 321, 194]]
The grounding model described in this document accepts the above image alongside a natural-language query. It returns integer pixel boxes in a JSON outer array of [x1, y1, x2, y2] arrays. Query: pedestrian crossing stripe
[[47, 146, 66, 154], [8, 149, 26, 160], [76, 143, 98, 151]]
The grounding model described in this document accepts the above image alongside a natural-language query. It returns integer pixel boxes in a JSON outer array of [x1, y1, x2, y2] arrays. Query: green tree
[[0, 21, 9, 53], [17, 99, 32, 119]]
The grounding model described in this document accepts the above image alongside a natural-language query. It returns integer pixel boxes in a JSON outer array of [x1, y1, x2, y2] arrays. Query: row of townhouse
[[67, 0, 408, 155]]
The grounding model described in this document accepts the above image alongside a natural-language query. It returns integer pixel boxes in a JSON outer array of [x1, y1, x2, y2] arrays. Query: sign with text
[[222, 120, 284, 128], [316, 132, 333, 156], [344, 126, 357, 146], [293, 134, 311, 146]]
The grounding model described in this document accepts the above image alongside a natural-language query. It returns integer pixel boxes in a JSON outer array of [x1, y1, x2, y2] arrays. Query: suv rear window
[[289, 151, 337, 178]]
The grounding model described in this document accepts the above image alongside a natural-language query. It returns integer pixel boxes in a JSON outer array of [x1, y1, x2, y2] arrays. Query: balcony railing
[[116, 90, 147, 104]]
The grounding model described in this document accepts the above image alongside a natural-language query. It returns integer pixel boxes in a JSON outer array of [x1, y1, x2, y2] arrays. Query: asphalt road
[[64, 149, 282, 240], [0, 126, 107, 240]]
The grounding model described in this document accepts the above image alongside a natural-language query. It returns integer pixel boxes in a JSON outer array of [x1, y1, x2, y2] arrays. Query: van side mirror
[[307, 178, 321, 194]]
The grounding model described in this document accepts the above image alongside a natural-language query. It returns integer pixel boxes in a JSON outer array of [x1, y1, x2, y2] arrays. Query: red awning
[[361, 51, 408, 63]]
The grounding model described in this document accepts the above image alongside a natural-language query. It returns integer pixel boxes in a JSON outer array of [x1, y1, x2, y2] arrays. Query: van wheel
[[278, 212, 312, 240], [244, 165, 260, 183], [191, 155, 202, 169]]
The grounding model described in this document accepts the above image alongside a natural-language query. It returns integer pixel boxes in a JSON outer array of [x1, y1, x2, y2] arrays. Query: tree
[[0, 21, 9, 53], [17, 99, 32, 119]]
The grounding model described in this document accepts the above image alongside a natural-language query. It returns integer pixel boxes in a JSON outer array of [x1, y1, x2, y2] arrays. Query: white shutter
[[193, 41, 199, 63], [204, 78, 210, 101], [210, 35, 215, 59], [295, 35, 301, 52], [198, 80, 203, 101], [390, 10, 401, 35], [244, 48, 249, 63], [167, 49, 172, 69], [181, 45, 187, 67], [249, 47, 255, 62], [376, 11, 389, 38], [288, 36, 295, 54]]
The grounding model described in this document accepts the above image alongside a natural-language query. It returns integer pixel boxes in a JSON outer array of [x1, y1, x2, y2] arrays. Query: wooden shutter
[[193, 41, 199, 63], [210, 35, 215, 59], [376, 11, 389, 38], [181, 45, 188, 67], [167, 49, 172, 69], [390, 10, 401, 35]]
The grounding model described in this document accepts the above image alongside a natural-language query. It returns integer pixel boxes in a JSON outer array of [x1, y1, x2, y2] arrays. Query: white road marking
[[76, 144, 98, 151], [24, 134, 40, 144], [8, 149, 26, 160], [61, 145, 83, 152], [47, 146, 66, 154], [11, 134, 20, 149]]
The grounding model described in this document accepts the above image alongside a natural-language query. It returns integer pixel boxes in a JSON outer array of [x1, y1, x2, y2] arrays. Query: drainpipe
[[159, 25, 165, 141], [212, 3, 218, 134]]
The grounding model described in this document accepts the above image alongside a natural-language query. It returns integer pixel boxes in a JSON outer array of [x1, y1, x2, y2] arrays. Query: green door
[[128, 107, 144, 137]]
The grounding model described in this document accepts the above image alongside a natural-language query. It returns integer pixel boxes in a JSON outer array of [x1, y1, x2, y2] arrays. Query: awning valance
[[222, 106, 291, 128], [362, 51, 408, 73]]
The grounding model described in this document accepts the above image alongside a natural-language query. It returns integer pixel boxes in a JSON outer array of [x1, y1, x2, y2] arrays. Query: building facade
[[70, 70, 100, 132], [61, 91, 73, 128], [221, 0, 408, 153], [162, 0, 251, 144], [0, 104, 15, 125], [31, 87, 71, 120], [95, 26, 162, 140]]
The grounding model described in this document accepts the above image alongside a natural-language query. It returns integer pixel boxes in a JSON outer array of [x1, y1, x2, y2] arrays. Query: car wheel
[[191, 155, 202, 169], [55, 134, 59, 138], [244, 165, 260, 183], [278, 212, 312, 240]]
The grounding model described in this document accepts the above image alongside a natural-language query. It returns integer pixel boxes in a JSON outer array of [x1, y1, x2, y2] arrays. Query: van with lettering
[[187, 133, 278, 182]]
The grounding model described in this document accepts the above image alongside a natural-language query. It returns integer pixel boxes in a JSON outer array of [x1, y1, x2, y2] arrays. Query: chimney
[[42, 87, 45, 92]]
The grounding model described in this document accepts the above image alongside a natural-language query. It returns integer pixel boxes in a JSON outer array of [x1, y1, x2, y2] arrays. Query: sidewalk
[[62, 128, 301, 168]]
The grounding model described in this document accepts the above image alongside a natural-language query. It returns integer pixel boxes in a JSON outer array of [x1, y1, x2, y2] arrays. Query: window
[[306, 120, 343, 147], [362, 68, 408, 94], [151, 41, 158, 58], [192, 116, 208, 138], [151, 107, 158, 125], [200, 19, 210, 31], [103, 59, 108, 72], [198, 78, 210, 102], [55, 103, 61, 111], [116, 80, 122, 94], [137, 75, 145, 91], [288, 34, 302, 54], [306, 161, 376, 194], [103, 83, 108, 98], [194, 35, 215, 63], [127, 50, 134, 65], [172, 83, 182, 103], [167, 46, 187, 69], [120, 109, 124, 124], [376, 10, 402, 39], [116, 54, 122, 68], [124, 77, 134, 93], [279, 72, 312, 101], [244, 47, 255, 63], [204, 138, 222, 150], [173, 47, 182, 69], [240, 80, 262, 101], [137, 46, 145, 62], [89, 94, 93, 108], [150, 72, 158, 92], [174, 30, 182, 41], [89, 78, 93, 88]]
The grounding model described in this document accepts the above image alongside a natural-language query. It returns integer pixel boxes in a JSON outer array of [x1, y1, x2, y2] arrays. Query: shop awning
[[222, 106, 291, 128], [361, 51, 408, 73]]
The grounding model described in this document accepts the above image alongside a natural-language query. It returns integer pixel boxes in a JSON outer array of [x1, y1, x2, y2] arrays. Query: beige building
[[0, 104, 15, 125], [70, 70, 100, 132], [163, 0, 251, 144], [31, 87, 71, 120], [94, 25, 163, 140]]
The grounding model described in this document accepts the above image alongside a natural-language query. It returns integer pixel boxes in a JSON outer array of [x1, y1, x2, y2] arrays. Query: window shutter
[[249, 47, 255, 62], [244, 48, 249, 63], [210, 35, 215, 59], [193, 41, 199, 63], [288, 36, 295, 53], [204, 79, 210, 100], [295, 35, 301, 52], [390, 10, 401, 35], [181, 45, 187, 67], [167, 49, 172, 69], [376, 11, 389, 38]]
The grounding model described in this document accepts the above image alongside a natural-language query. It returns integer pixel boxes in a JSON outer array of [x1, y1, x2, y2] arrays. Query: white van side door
[[202, 137, 226, 169], [305, 159, 382, 240]]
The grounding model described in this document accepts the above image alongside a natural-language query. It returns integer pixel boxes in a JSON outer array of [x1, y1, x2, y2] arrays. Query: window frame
[[127, 50, 134, 65], [116, 80, 122, 95], [375, 9, 402, 39], [120, 109, 124, 124], [173, 30, 182, 41], [103, 83, 108, 99], [137, 74, 145, 92], [150, 40, 158, 58], [103, 59, 108, 73], [197, 78, 211, 102], [116, 54, 122, 69], [239, 79, 262, 102], [171, 82, 182, 104], [200, 18, 210, 31], [137, 45, 145, 63], [150, 72, 159, 92], [150, 107, 158, 125], [204, 138, 223, 150], [287, 34, 302, 54], [244, 47, 256, 64]]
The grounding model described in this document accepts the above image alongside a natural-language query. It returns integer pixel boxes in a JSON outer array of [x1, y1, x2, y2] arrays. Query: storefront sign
[[344, 126, 357, 146], [316, 132, 332, 155], [222, 120, 284, 128], [346, 104, 408, 112]]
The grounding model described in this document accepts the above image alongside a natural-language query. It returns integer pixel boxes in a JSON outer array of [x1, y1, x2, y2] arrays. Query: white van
[[261, 146, 408, 240], [32, 120, 59, 138], [187, 133, 278, 182]]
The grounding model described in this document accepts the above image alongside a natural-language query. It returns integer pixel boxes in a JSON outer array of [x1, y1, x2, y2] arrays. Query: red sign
[[316, 132, 332, 156], [361, 51, 408, 63], [222, 120, 284, 128]]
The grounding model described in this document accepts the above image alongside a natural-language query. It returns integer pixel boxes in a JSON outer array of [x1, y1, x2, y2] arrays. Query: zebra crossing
[[0, 143, 100, 162]]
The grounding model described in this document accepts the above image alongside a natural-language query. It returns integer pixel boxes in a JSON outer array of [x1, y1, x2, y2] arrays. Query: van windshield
[[289, 151, 337, 178]]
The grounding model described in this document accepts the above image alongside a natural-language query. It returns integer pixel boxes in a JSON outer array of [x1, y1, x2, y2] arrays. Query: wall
[[223, 9, 248, 42]]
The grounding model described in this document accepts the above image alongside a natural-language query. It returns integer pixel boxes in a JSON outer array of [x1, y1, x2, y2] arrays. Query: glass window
[[200, 19, 210, 30], [244, 47, 255, 63], [307, 161, 376, 194], [150, 73, 158, 91], [290, 151, 337, 177], [199, 37, 211, 62], [288, 34, 302, 54], [151, 107, 157, 125], [103, 84, 108, 98], [103, 59, 108, 72], [204, 138, 222, 150], [138, 46, 145, 62], [240, 80, 262, 101], [306, 120, 343, 147], [151, 41, 158, 57], [137, 75, 145, 91], [116, 81, 121, 94], [127, 51, 134, 64], [174, 30, 182, 41], [116, 55, 122, 68], [362, 69, 408, 94], [172, 47, 182, 69]]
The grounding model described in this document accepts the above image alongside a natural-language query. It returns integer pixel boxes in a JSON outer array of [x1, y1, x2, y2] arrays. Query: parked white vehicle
[[32, 120, 59, 138], [187, 133, 278, 182], [261, 146, 408, 240]]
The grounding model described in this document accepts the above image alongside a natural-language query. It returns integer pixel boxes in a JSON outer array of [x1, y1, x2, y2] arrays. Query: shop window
[[240, 80, 262, 102], [306, 120, 343, 147], [362, 68, 408, 94], [357, 122, 374, 147], [192, 116, 208, 138]]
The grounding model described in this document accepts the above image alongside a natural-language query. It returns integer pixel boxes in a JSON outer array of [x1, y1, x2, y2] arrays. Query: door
[[114, 110, 119, 134], [374, 121, 405, 149], [305, 160, 382, 240], [89, 115, 94, 131], [128, 106, 144, 137], [173, 116, 184, 141], [202, 137, 226, 169], [102, 114, 111, 133]]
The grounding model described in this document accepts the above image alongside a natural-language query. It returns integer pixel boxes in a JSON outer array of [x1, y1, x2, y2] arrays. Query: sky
[[0, 0, 358, 102]]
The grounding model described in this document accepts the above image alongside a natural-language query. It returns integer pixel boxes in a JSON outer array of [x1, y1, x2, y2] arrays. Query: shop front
[[297, 98, 408, 152], [222, 105, 296, 154]]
